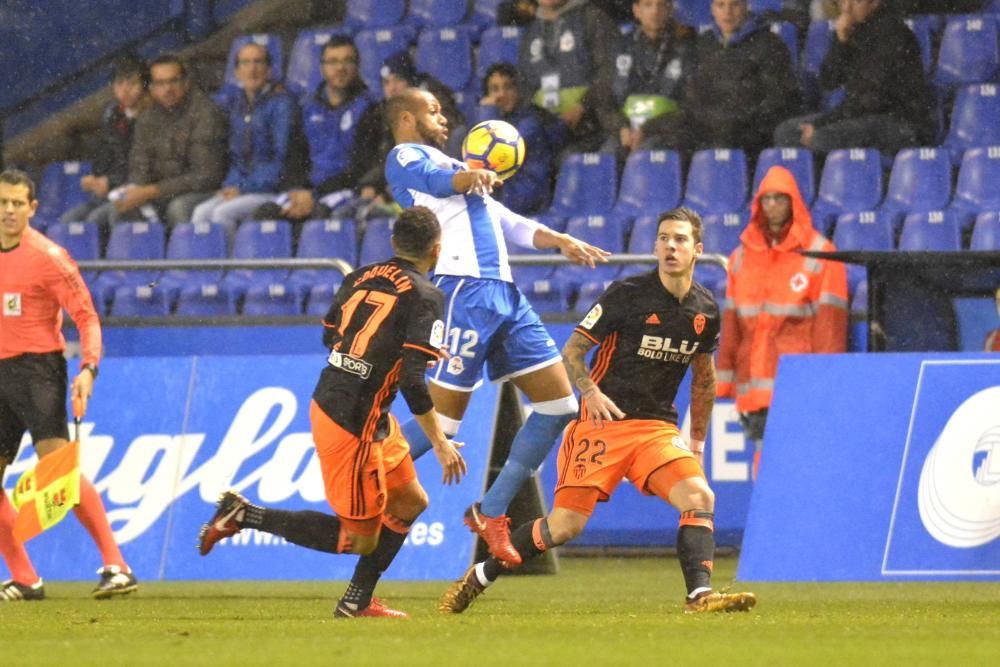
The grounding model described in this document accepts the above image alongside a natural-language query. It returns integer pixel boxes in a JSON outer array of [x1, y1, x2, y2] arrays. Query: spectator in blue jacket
[[474, 63, 560, 214], [255, 36, 381, 222], [192, 42, 298, 232]]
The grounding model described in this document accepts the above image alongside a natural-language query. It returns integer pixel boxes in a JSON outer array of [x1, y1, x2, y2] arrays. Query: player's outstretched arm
[[533, 227, 611, 268], [562, 332, 624, 427], [412, 409, 468, 485], [689, 353, 716, 466], [452, 169, 501, 196]]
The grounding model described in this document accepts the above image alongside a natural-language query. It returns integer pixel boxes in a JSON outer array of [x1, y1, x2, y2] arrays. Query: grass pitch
[[4, 557, 998, 667]]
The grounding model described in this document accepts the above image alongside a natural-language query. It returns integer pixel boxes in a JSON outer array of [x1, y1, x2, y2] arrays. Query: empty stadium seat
[[409, 0, 471, 29], [548, 153, 619, 217], [415, 27, 474, 92], [948, 146, 1000, 231], [552, 263, 620, 311], [754, 147, 816, 205], [614, 150, 683, 219], [879, 147, 953, 232], [970, 211, 1000, 250], [943, 84, 1000, 163], [626, 215, 659, 254], [510, 253, 555, 292], [111, 285, 171, 318], [306, 282, 342, 317], [175, 283, 237, 317], [769, 22, 799, 69], [810, 148, 883, 236], [694, 261, 728, 300], [935, 15, 999, 87], [242, 283, 302, 316], [472, 0, 504, 30], [520, 275, 565, 314], [683, 149, 748, 215], [897, 210, 962, 251], [564, 215, 626, 256], [287, 218, 357, 299], [223, 34, 284, 88], [222, 220, 292, 298], [356, 27, 418, 94], [832, 211, 893, 296], [358, 217, 395, 266], [45, 221, 100, 281], [575, 276, 621, 313], [701, 211, 748, 256], [36, 161, 92, 222], [345, 0, 408, 30], [477, 26, 522, 79], [159, 222, 228, 296], [674, 0, 713, 31], [286, 26, 355, 98], [92, 221, 166, 308]]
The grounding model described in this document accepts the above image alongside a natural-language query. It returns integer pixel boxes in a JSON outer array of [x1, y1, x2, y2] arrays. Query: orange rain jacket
[[716, 166, 848, 413]]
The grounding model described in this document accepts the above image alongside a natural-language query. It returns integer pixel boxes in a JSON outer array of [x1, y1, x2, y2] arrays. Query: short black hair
[[112, 53, 150, 89], [150, 53, 187, 79], [321, 35, 359, 62], [658, 206, 703, 244], [481, 62, 520, 97], [0, 169, 36, 201], [393, 206, 441, 257]]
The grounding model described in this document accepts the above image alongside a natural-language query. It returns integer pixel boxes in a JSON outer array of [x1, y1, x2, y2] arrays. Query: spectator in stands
[[716, 166, 847, 480], [60, 54, 151, 225], [99, 54, 227, 227], [255, 36, 380, 223], [681, 0, 800, 160], [475, 63, 559, 214], [985, 285, 1000, 352], [518, 0, 622, 154], [773, 0, 935, 159], [191, 43, 298, 233], [613, 0, 695, 154]]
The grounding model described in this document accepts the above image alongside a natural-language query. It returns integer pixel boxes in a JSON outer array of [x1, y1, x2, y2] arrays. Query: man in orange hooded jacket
[[716, 165, 848, 479]]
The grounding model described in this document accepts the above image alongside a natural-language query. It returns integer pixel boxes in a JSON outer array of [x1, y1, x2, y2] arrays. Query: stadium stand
[[810, 148, 884, 236], [701, 211, 748, 257], [879, 147, 953, 233], [948, 146, 1000, 233], [415, 27, 475, 93], [408, 0, 472, 30], [897, 210, 963, 251], [45, 221, 101, 282], [286, 218, 357, 300], [833, 211, 895, 296], [614, 150, 684, 220], [358, 217, 395, 267], [111, 285, 172, 317], [942, 83, 1000, 163], [242, 283, 301, 316], [36, 161, 92, 224], [345, 0, 408, 31], [355, 26, 419, 93], [305, 282, 340, 317], [92, 221, 166, 308], [934, 15, 999, 87], [286, 26, 355, 99], [175, 283, 237, 317], [753, 147, 816, 206], [674, 0, 713, 31], [476, 26, 523, 80], [158, 222, 228, 298], [682, 149, 749, 215], [970, 211, 1000, 250], [221, 219, 293, 299], [547, 152, 619, 218]]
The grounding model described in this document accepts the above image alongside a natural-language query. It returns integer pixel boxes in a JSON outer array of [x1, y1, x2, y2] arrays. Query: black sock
[[677, 510, 715, 597], [482, 518, 554, 581], [243, 505, 344, 554], [342, 519, 411, 609]]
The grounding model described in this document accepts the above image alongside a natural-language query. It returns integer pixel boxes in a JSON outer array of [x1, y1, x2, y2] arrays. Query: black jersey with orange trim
[[313, 257, 445, 440], [574, 270, 720, 424]]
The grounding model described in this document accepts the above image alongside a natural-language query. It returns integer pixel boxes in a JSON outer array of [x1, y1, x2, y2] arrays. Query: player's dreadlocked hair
[[658, 206, 703, 244], [393, 206, 441, 258], [0, 169, 36, 201]]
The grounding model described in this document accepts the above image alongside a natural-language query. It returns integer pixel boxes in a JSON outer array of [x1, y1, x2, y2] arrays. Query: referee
[[0, 169, 136, 601]]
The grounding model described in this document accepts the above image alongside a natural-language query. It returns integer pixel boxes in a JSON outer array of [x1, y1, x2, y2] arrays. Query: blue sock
[[480, 411, 573, 517], [401, 417, 435, 461]]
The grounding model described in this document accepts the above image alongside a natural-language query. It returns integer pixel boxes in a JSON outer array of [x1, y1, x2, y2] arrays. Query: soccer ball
[[461, 120, 525, 181]]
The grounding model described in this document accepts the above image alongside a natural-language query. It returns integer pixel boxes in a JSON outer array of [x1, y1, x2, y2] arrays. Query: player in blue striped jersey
[[384, 89, 610, 566]]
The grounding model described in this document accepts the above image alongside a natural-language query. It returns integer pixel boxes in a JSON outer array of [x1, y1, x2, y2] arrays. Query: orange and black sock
[[678, 510, 715, 597], [247, 506, 346, 554], [483, 518, 553, 581], [342, 514, 412, 609]]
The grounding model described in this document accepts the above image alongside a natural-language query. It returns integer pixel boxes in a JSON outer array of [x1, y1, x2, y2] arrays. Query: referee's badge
[[693, 313, 706, 335], [3, 293, 22, 316]]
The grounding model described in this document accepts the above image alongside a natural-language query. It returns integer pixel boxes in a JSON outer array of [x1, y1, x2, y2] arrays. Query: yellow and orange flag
[[11, 395, 83, 542]]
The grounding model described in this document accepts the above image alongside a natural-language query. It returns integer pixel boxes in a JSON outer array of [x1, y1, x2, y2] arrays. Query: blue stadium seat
[[575, 276, 621, 313], [769, 22, 799, 69], [754, 147, 816, 205], [92, 221, 166, 308], [832, 211, 893, 296], [614, 150, 683, 219], [674, 0, 713, 31], [477, 26, 523, 79], [897, 210, 962, 251], [935, 15, 999, 87], [45, 221, 100, 282], [36, 161, 92, 222], [242, 283, 302, 316], [175, 283, 237, 317], [810, 148, 883, 236], [750, 0, 783, 12], [682, 149, 748, 215], [409, 0, 471, 29], [358, 217, 395, 266], [564, 215, 626, 255], [288, 218, 357, 299], [548, 152, 619, 217], [356, 27, 418, 94], [802, 20, 835, 103], [970, 211, 1000, 250], [346, 0, 408, 30], [694, 261, 728, 300], [110, 285, 171, 318], [222, 220, 292, 299], [286, 26, 355, 98], [903, 15, 937, 74], [510, 253, 555, 293], [521, 274, 565, 314], [306, 282, 343, 317], [159, 222, 228, 297], [701, 210, 748, 256], [552, 263, 620, 311], [948, 146, 1000, 232], [626, 215, 659, 254], [878, 147, 953, 233], [943, 84, 1000, 163], [223, 34, 284, 88], [416, 27, 474, 92], [472, 0, 505, 31]]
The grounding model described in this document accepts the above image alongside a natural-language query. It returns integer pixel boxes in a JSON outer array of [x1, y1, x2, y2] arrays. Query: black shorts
[[0, 352, 70, 461]]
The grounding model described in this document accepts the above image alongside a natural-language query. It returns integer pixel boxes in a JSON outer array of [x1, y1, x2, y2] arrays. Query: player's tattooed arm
[[562, 332, 597, 395], [689, 353, 717, 451]]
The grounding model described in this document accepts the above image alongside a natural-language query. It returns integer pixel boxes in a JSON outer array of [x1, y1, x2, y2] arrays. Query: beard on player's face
[[416, 118, 446, 148]]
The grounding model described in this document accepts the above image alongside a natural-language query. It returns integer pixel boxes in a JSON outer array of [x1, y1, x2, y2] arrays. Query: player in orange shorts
[[198, 206, 466, 618], [440, 207, 756, 615]]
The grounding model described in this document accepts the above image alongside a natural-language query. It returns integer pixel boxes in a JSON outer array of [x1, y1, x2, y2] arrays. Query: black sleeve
[[574, 280, 628, 343], [399, 348, 435, 416], [398, 285, 445, 416], [320, 279, 352, 349]]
